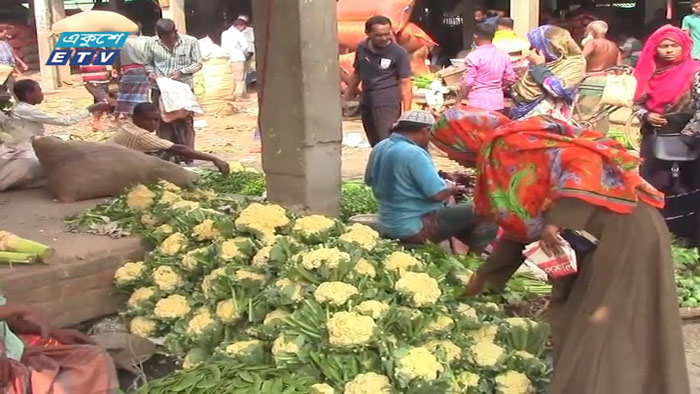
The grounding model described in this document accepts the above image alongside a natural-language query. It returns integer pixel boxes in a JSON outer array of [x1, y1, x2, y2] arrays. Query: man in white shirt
[[221, 19, 249, 99], [0, 80, 107, 191]]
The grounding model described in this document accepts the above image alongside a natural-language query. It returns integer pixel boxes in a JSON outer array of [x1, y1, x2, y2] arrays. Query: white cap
[[395, 110, 436, 127]]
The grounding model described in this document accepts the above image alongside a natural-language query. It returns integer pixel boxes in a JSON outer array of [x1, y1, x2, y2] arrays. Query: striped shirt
[[143, 34, 202, 87], [111, 121, 174, 152]]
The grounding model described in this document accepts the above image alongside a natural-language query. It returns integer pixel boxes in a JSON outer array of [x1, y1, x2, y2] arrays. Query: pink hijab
[[634, 25, 700, 113]]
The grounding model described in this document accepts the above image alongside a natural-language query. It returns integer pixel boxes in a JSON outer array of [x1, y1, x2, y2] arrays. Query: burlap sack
[[32, 137, 198, 203], [51, 10, 138, 34], [194, 58, 235, 116]]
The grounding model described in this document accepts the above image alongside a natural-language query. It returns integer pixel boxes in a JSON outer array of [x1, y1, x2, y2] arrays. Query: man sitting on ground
[[0, 296, 119, 393], [111, 102, 230, 174], [364, 110, 496, 250], [582, 20, 621, 72]]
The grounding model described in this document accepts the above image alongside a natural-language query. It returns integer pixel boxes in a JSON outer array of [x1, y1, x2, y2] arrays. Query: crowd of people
[[2, 3, 700, 392], [360, 3, 700, 394]]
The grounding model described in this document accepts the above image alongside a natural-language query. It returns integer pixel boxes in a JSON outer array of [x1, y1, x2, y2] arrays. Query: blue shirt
[[683, 14, 700, 58], [364, 134, 447, 238]]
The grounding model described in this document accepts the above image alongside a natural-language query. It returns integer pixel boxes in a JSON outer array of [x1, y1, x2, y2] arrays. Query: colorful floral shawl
[[432, 107, 665, 241]]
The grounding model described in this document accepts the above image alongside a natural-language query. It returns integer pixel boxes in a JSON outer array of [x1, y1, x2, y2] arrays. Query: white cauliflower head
[[252, 246, 272, 268], [271, 334, 300, 356], [344, 372, 392, 394], [468, 324, 498, 343], [470, 341, 505, 367], [235, 203, 290, 241], [225, 339, 263, 356], [152, 265, 183, 292], [354, 300, 390, 320], [159, 233, 188, 255], [215, 298, 242, 324], [421, 340, 462, 363], [274, 278, 305, 303], [505, 317, 533, 328], [314, 282, 359, 306], [395, 347, 444, 382], [301, 247, 350, 270], [219, 239, 246, 261], [425, 315, 454, 335], [384, 251, 422, 272], [181, 247, 208, 272], [352, 258, 376, 278], [293, 215, 336, 236], [140, 213, 160, 227], [326, 311, 376, 348], [126, 184, 155, 210], [395, 272, 442, 307], [171, 200, 200, 211], [202, 267, 227, 299], [453, 371, 480, 392], [129, 316, 157, 338], [154, 294, 191, 319], [127, 286, 157, 309], [495, 371, 533, 394], [235, 269, 266, 285], [456, 303, 478, 320], [339, 224, 379, 250], [155, 224, 174, 235], [158, 180, 182, 193], [114, 261, 147, 285], [310, 383, 335, 394], [193, 219, 222, 241], [186, 309, 217, 336], [159, 190, 181, 205]]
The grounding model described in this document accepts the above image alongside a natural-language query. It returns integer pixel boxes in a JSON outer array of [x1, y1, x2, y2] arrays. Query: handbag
[[652, 113, 700, 161]]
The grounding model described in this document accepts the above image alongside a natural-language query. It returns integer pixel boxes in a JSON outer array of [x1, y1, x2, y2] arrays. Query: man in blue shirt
[[683, 0, 700, 59], [364, 110, 496, 251]]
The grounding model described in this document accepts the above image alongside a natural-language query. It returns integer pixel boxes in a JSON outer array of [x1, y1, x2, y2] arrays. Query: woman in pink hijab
[[633, 24, 700, 246]]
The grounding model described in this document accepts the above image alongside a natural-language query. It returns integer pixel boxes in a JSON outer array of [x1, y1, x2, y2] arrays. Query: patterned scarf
[[432, 107, 665, 241], [512, 26, 585, 103]]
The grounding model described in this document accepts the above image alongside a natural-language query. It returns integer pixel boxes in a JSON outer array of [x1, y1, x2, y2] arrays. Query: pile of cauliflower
[[110, 181, 550, 394]]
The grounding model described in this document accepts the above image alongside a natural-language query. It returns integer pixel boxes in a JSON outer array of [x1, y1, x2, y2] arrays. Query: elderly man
[[112, 102, 229, 174], [582, 20, 621, 72], [364, 110, 496, 250], [143, 18, 202, 158]]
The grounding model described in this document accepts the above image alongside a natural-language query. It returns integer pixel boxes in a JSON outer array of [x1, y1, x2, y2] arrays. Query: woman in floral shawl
[[510, 25, 585, 121], [432, 107, 689, 394]]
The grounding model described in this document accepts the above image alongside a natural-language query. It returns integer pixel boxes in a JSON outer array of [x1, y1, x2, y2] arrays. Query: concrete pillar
[[50, 0, 71, 86], [512, 0, 539, 38], [252, 0, 342, 216], [161, 0, 187, 34], [35, 0, 59, 90]]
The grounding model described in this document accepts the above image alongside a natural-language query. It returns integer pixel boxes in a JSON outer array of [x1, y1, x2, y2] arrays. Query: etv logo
[[46, 32, 129, 66]]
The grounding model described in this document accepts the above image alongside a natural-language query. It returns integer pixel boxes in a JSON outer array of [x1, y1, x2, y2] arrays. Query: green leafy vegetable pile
[[673, 244, 700, 308], [99, 181, 552, 393]]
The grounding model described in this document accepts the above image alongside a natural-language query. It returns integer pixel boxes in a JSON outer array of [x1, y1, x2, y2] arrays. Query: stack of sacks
[[0, 22, 39, 70], [336, 0, 436, 77]]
